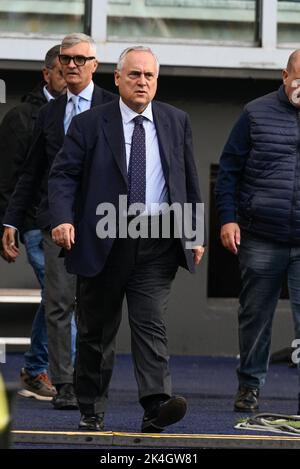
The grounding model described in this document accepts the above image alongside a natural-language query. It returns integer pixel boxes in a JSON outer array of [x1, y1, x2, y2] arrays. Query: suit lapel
[[152, 102, 171, 182], [55, 94, 67, 141], [102, 101, 128, 185], [55, 86, 108, 142], [100, 100, 172, 188], [91, 85, 103, 106]]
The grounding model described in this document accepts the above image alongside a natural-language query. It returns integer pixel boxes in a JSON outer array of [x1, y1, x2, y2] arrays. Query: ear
[[114, 70, 120, 87], [42, 67, 50, 84], [92, 59, 99, 73], [282, 68, 288, 85]]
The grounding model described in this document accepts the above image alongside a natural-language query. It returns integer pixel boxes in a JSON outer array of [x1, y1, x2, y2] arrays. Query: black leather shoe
[[79, 413, 104, 431], [52, 383, 78, 410], [141, 396, 187, 433], [234, 387, 259, 412]]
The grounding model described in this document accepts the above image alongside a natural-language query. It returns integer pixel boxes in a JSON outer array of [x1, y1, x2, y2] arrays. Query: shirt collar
[[119, 98, 153, 124], [67, 80, 94, 102], [43, 85, 55, 102]]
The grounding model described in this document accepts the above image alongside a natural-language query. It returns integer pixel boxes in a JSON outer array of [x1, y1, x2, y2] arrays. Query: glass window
[[107, 0, 259, 45], [0, 0, 87, 35], [278, 0, 300, 46]]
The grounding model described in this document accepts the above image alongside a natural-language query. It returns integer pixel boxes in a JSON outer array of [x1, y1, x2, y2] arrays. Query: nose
[[67, 58, 77, 68], [137, 74, 147, 86]]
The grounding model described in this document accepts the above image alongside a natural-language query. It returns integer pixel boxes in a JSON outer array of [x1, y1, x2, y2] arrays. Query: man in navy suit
[[49, 46, 205, 432], [2, 33, 116, 410]]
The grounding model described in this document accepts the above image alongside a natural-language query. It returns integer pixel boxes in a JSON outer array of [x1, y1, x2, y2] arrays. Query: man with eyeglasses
[[2, 33, 117, 410]]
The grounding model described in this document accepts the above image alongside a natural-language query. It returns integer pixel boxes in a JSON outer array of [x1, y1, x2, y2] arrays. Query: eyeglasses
[[58, 54, 96, 67]]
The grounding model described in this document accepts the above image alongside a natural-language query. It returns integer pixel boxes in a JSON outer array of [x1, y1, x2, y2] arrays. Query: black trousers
[[75, 233, 181, 415]]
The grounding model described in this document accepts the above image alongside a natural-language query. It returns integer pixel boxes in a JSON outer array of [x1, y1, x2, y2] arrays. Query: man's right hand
[[2, 227, 20, 262], [220, 222, 240, 255], [51, 223, 75, 250]]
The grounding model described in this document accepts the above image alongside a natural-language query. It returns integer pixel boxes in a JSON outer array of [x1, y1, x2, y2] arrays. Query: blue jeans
[[23, 230, 77, 376], [23, 230, 48, 376], [237, 232, 300, 389]]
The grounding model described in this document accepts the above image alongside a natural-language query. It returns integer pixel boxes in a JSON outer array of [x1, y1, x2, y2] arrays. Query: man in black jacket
[[2, 33, 117, 409], [0, 45, 66, 400]]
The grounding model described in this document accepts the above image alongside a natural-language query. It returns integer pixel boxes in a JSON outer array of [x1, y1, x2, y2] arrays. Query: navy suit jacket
[[3, 84, 117, 230], [48, 99, 203, 276]]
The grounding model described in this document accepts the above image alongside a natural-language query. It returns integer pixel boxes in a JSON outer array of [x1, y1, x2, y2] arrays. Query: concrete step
[[0, 289, 41, 303]]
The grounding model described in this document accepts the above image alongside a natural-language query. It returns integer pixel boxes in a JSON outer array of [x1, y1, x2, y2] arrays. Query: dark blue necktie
[[128, 115, 146, 206]]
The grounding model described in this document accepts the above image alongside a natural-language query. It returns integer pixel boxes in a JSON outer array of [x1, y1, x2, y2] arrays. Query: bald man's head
[[282, 49, 300, 108], [286, 49, 300, 73]]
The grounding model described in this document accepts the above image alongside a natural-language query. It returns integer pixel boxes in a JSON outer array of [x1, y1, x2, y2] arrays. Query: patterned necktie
[[64, 95, 80, 133], [128, 115, 146, 206]]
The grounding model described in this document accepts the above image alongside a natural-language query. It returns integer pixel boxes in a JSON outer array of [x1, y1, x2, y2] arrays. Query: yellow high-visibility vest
[[0, 374, 9, 431]]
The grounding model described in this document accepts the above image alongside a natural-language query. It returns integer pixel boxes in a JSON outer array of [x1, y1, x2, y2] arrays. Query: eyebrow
[[128, 70, 155, 75]]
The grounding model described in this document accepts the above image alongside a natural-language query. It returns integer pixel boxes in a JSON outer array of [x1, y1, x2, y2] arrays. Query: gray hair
[[44, 44, 61, 69], [117, 46, 159, 76], [60, 33, 96, 55]]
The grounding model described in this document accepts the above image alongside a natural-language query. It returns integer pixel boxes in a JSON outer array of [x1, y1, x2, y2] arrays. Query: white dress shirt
[[119, 98, 169, 215], [64, 81, 94, 133], [43, 85, 55, 102]]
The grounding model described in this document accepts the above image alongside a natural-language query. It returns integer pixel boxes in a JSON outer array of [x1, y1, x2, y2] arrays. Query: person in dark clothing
[[0, 45, 67, 400], [2, 33, 117, 410], [48, 46, 204, 432], [0, 47, 66, 246], [215, 49, 300, 414]]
